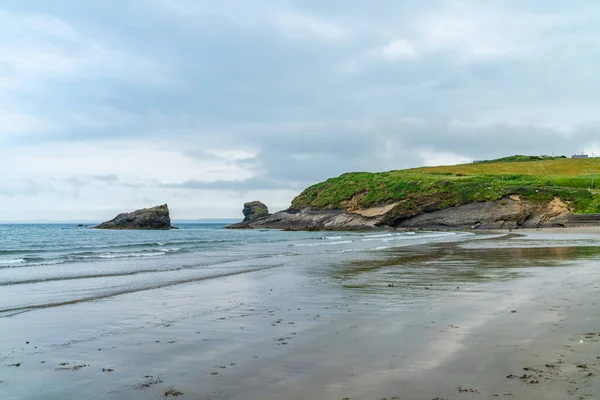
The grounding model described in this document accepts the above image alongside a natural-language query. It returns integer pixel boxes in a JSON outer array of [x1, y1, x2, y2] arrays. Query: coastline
[[2, 229, 600, 399], [226, 196, 574, 231]]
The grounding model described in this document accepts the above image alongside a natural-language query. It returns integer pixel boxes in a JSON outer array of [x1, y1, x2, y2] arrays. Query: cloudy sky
[[2, 0, 600, 221]]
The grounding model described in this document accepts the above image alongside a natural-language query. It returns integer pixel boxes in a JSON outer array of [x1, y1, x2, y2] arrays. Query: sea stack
[[94, 204, 176, 230], [242, 201, 269, 222]]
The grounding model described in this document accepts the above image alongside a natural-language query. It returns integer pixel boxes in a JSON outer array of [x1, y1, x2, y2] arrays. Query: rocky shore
[[227, 195, 571, 231]]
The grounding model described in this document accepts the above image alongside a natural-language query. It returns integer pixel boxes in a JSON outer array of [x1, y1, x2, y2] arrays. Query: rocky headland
[[94, 204, 176, 230], [226, 195, 570, 231], [227, 156, 600, 231]]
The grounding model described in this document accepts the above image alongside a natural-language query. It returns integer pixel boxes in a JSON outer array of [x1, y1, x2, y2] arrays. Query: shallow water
[[0, 224, 468, 314]]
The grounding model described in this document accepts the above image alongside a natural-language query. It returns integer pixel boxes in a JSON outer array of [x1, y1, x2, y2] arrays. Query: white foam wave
[[364, 233, 394, 238], [0, 258, 25, 266], [34, 260, 67, 266], [362, 232, 456, 242], [293, 240, 353, 247], [98, 252, 166, 259], [74, 251, 167, 260], [423, 232, 456, 238]]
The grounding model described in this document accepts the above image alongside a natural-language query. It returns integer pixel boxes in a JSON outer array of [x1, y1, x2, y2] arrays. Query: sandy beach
[[2, 228, 600, 399]]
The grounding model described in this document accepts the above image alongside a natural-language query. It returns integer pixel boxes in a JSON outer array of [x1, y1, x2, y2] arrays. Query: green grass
[[291, 156, 600, 214]]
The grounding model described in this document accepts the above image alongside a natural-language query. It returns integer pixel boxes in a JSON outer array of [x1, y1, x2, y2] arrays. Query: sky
[[2, 0, 600, 221]]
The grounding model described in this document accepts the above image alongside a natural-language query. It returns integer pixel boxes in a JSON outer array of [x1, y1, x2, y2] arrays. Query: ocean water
[[0, 224, 465, 316]]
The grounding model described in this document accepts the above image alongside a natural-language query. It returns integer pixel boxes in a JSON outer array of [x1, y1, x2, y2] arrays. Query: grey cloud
[[92, 174, 119, 183], [161, 177, 294, 191], [184, 151, 224, 162]]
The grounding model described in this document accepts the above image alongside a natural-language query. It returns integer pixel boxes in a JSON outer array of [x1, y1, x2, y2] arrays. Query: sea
[[0, 224, 466, 317]]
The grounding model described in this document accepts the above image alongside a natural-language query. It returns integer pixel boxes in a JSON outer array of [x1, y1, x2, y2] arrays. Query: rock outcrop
[[226, 196, 571, 231], [94, 204, 176, 230], [242, 201, 269, 222], [394, 195, 569, 230]]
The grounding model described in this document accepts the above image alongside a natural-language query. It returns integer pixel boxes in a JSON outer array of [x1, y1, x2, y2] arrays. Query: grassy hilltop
[[291, 156, 600, 214]]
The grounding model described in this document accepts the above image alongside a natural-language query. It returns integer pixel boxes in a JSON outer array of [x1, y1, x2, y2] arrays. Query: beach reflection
[[329, 237, 600, 295]]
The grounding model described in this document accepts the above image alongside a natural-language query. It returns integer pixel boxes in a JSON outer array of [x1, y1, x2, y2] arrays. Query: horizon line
[[0, 218, 242, 224]]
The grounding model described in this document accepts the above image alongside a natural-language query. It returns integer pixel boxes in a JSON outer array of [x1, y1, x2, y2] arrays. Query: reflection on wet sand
[[331, 236, 600, 295]]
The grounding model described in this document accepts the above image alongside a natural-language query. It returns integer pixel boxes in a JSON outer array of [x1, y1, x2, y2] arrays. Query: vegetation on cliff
[[291, 156, 600, 214], [242, 201, 269, 221]]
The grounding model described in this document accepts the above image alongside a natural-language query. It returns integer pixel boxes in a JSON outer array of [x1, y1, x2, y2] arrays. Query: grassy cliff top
[[411, 155, 599, 176], [291, 156, 600, 214]]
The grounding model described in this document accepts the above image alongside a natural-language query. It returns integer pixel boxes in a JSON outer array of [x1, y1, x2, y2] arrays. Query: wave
[[70, 248, 184, 259], [0, 240, 203, 256], [325, 236, 343, 240], [292, 240, 353, 247], [0, 246, 187, 269], [364, 233, 394, 238], [0, 250, 31, 255], [362, 232, 457, 242], [0, 258, 25, 266]]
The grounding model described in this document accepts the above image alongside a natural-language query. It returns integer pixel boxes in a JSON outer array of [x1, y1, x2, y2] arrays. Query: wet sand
[[2, 229, 600, 399]]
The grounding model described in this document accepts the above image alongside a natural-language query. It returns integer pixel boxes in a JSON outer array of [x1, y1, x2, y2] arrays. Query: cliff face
[[226, 196, 571, 231], [393, 196, 569, 230], [94, 204, 176, 230]]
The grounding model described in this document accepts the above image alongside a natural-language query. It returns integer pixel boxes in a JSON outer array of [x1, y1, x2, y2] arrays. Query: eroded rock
[[243, 201, 269, 222], [227, 196, 572, 231], [94, 204, 176, 230]]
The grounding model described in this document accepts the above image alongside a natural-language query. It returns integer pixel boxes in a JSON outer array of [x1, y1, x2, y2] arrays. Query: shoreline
[[2, 229, 600, 399], [228, 224, 600, 233], [227, 196, 577, 231]]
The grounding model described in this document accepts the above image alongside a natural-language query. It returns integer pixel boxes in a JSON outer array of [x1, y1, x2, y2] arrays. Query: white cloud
[[0, 111, 55, 137], [419, 150, 472, 167], [0, 9, 169, 84], [267, 10, 347, 41], [379, 39, 417, 60], [0, 140, 258, 184], [343, 38, 417, 73], [474, 103, 600, 132], [206, 149, 257, 161], [414, 9, 562, 59], [146, 0, 347, 42], [0, 135, 297, 220]]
